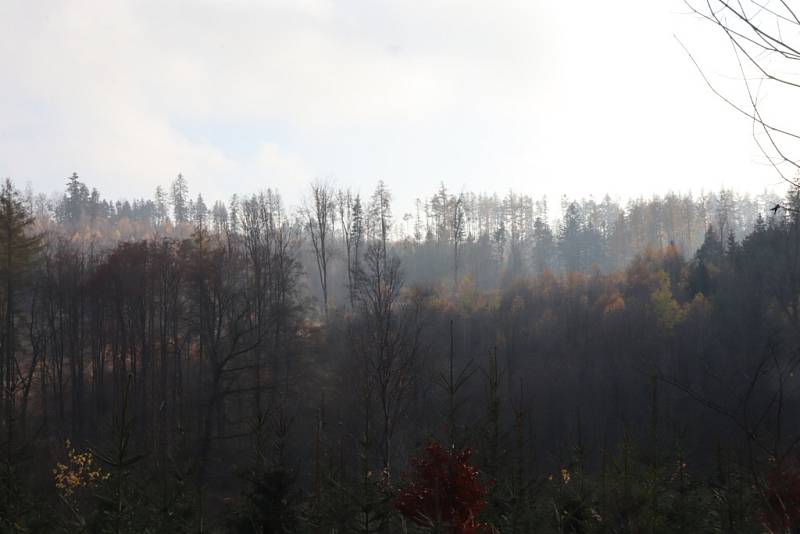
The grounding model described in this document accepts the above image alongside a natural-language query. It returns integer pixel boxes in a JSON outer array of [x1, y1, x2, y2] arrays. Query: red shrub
[[762, 457, 800, 532], [395, 442, 493, 533]]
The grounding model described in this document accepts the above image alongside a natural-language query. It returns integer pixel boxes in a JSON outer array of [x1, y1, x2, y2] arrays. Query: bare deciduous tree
[[452, 194, 465, 292], [350, 241, 422, 477], [683, 0, 800, 186], [306, 181, 335, 320], [337, 189, 363, 308]]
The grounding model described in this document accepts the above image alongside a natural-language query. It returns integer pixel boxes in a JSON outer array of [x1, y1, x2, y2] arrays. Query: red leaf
[[395, 442, 493, 534]]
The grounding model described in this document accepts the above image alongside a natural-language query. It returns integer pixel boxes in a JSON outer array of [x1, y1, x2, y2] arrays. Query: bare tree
[[238, 194, 271, 414], [452, 193, 465, 292], [683, 0, 800, 186], [350, 241, 422, 478], [238, 191, 302, 412], [368, 181, 392, 260], [183, 232, 260, 502], [337, 189, 363, 308], [306, 181, 335, 320]]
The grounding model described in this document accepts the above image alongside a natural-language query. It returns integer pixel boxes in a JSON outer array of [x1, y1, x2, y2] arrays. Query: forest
[[0, 172, 798, 533]]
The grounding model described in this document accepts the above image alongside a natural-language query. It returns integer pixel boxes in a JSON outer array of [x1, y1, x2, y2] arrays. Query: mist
[[3, 1, 800, 532]]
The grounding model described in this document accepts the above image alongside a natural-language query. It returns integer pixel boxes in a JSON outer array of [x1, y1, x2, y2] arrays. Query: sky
[[0, 0, 793, 214]]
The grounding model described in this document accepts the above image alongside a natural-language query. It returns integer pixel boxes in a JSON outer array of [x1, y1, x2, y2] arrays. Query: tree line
[[33, 174, 782, 302]]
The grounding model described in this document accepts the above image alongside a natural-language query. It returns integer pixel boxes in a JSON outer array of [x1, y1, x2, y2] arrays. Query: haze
[[0, 0, 786, 209]]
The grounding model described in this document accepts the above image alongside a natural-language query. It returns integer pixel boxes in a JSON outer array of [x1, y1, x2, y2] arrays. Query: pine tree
[[171, 173, 189, 224], [697, 224, 724, 266], [64, 172, 89, 226], [193, 194, 208, 230], [725, 229, 739, 260], [559, 202, 583, 272]]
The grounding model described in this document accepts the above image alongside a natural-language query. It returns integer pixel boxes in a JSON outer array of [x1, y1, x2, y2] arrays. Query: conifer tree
[[170, 173, 189, 224]]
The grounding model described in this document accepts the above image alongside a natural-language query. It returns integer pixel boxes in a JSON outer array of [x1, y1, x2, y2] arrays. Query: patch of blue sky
[[171, 118, 297, 161]]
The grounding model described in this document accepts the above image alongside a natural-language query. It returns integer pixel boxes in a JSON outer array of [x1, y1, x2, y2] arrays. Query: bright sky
[[0, 0, 792, 213]]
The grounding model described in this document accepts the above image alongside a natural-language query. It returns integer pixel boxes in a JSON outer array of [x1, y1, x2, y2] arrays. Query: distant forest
[[2, 173, 800, 533], [29, 173, 784, 286]]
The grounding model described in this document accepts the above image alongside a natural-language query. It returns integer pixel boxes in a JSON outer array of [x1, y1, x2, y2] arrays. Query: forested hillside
[[2, 174, 800, 533]]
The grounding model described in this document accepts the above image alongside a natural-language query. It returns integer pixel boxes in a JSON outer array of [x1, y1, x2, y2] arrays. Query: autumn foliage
[[395, 442, 493, 533]]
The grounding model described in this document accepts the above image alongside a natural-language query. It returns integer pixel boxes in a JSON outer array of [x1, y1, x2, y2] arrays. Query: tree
[[395, 442, 492, 533], [0, 179, 41, 447], [306, 181, 335, 319], [684, 0, 800, 186], [170, 173, 189, 224], [63, 172, 89, 227], [452, 194, 465, 291], [88, 188, 101, 226], [432, 183, 450, 246], [532, 216, 556, 275], [154, 185, 170, 226], [193, 193, 208, 231], [210, 201, 228, 235], [351, 241, 421, 478], [697, 224, 725, 265], [369, 181, 392, 259], [338, 189, 361, 308], [183, 231, 260, 503], [559, 201, 583, 272]]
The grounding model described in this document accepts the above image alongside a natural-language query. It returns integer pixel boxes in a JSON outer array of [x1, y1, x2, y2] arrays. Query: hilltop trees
[[26, 170, 779, 293]]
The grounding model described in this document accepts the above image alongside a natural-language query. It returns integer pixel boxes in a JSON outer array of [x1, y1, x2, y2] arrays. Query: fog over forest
[[5, 0, 800, 533], [0, 171, 795, 533]]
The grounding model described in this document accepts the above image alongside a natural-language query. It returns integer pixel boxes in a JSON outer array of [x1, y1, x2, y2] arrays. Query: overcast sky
[[0, 0, 791, 212]]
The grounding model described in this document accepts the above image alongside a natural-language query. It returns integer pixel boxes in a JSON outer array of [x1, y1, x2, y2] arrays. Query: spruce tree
[[171, 173, 189, 223]]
